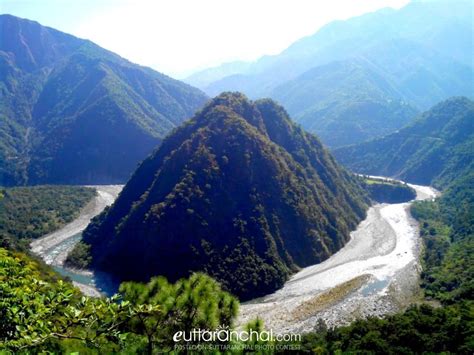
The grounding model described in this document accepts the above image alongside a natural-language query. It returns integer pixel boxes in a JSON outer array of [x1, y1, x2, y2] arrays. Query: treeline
[[0, 172, 472, 353], [0, 247, 239, 353], [278, 302, 472, 354], [3, 242, 472, 353], [276, 173, 474, 353], [363, 177, 416, 203], [0, 185, 96, 251], [411, 173, 473, 303]]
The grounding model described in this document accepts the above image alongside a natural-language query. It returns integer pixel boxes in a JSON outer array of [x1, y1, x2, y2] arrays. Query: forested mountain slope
[[187, 1, 473, 147], [334, 97, 474, 188], [80, 92, 369, 300], [0, 15, 208, 185]]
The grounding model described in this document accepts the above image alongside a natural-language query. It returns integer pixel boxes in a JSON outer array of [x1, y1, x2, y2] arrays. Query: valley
[[239, 182, 438, 332], [30, 185, 123, 296], [30, 180, 438, 331], [1, 1, 472, 352]]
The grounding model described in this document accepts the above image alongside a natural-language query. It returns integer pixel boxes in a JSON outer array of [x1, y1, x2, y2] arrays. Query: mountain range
[[186, 1, 473, 147], [0, 14, 208, 186], [334, 97, 474, 188], [79, 92, 369, 300]]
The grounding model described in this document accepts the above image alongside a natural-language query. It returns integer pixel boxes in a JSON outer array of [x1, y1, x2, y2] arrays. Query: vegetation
[[292, 275, 370, 321], [274, 171, 474, 353], [411, 173, 473, 303], [278, 302, 473, 354], [78, 92, 369, 300], [0, 247, 239, 353], [335, 97, 474, 187], [1, 3, 472, 352], [0, 14, 207, 186], [119, 273, 239, 352], [0, 180, 240, 353], [65, 241, 92, 269], [272, 59, 418, 147], [0, 185, 96, 251], [363, 176, 416, 203], [0, 100, 470, 354], [191, 1, 472, 148]]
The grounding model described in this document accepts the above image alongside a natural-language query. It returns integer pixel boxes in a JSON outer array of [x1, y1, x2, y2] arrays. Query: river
[[30, 181, 438, 332], [30, 185, 123, 297], [238, 182, 439, 332]]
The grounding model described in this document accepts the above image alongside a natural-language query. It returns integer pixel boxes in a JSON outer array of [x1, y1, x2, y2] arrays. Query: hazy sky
[[1, 0, 410, 77]]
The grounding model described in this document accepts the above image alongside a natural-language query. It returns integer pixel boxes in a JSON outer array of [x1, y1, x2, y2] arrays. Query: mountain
[[334, 97, 474, 188], [193, 1, 472, 100], [187, 1, 473, 147], [185, 61, 252, 89], [0, 14, 208, 186], [271, 59, 419, 147], [80, 92, 369, 300]]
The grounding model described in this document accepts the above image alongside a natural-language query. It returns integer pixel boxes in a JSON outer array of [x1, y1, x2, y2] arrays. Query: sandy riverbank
[[238, 183, 439, 333], [30, 185, 123, 266]]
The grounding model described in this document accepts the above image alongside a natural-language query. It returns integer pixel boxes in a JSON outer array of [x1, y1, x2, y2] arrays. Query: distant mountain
[[188, 1, 473, 147], [185, 61, 252, 89], [272, 59, 418, 147], [334, 97, 474, 188], [80, 92, 369, 300], [0, 15, 208, 186]]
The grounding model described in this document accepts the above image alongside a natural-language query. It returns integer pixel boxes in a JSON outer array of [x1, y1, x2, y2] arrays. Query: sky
[[0, 0, 410, 78]]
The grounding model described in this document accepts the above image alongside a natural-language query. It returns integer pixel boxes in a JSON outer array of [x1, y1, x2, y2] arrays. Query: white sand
[[30, 179, 440, 324], [30, 185, 123, 266], [238, 183, 439, 333]]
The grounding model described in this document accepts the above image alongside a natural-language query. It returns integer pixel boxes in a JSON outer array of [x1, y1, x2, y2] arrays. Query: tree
[[119, 272, 239, 352]]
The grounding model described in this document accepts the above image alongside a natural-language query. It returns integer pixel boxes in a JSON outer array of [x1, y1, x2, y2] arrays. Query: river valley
[[30, 181, 439, 331], [30, 185, 123, 296]]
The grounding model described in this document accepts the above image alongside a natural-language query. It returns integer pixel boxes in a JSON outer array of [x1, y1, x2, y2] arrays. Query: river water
[[31, 180, 438, 331], [238, 182, 439, 332], [30, 185, 123, 296]]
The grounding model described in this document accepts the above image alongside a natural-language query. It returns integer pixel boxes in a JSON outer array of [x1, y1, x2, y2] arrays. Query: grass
[[365, 178, 396, 186], [292, 274, 371, 321]]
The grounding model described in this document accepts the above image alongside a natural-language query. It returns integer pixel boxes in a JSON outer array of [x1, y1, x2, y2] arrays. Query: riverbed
[[30, 181, 438, 332], [237, 183, 439, 332], [30, 185, 123, 296]]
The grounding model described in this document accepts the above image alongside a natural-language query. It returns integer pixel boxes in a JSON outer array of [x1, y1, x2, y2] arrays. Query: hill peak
[[81, 92, 369, 300]]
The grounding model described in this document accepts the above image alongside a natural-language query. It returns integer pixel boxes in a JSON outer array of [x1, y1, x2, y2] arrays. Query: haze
[[0, 0, 409, 77]]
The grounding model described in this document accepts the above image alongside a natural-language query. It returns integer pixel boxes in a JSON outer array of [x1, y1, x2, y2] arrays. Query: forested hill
[[271, 59, 419, 147], [0, 14, 208, 186], [79, 92, 369, 300], [334, 97, 474, 188]]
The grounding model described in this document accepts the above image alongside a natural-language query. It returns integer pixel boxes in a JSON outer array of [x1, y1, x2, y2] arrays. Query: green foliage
[[0, 248, 160, 353], [275, 146, 474, 354], [411, 174, 474, 303], [241, 318, 272, 351], [65, 241, 92, 269], [272, 60, 419, 147], [119, 272, 239, 352], [278, 303, 474, 354], [81, 92, 369, 300], [335, 97, 474, 188], [0, 247, 239, 353], [0, 185, 95, 251], [362, 176, 416, 203], [0, 14, 207, 186]]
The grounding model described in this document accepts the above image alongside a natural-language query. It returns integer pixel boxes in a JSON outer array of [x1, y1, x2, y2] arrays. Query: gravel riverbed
[[238, 183, 439, 333], [30, 181, 439, 329], [30, 185, 123, 296]]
